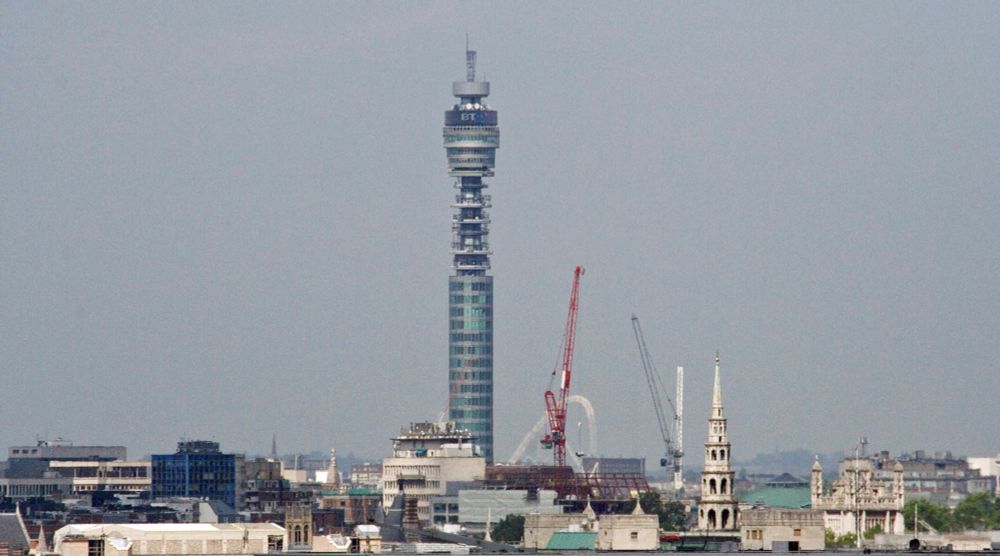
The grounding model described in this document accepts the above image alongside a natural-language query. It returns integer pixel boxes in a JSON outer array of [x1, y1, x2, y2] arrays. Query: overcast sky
[[2, 2, 998, 468]]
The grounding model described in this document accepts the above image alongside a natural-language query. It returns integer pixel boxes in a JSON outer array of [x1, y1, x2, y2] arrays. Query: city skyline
[[2, 3, 998, 465]]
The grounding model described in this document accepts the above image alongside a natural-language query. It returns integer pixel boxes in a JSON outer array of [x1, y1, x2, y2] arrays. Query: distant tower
[[698, 355, 738, 531], [326, 448, 340, 487], [811, 456, 823, 506], [444, 46, 499, 462]]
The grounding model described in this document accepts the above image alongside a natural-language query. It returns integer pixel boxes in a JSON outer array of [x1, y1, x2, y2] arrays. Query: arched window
[[711, 450, 717, 461], [722, 509, 731, 529], [721, 478, 728, 494], [303, 525, 310, 542], [293, 525, 302, 545], [710, 478, 717, 494], [708, 509, 717, 529], [720, 449, 726, 460]]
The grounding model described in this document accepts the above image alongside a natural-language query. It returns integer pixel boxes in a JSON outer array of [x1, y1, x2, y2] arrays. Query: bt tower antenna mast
[[466, 47, 476, 82]]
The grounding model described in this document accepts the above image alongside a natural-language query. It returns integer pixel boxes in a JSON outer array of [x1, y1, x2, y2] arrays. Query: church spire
[[712, 352, 724, 417], [698, 352, 737, 531]]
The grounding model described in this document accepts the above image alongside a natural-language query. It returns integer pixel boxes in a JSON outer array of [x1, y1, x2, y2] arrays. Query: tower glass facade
[[444, 50, 498, 462]]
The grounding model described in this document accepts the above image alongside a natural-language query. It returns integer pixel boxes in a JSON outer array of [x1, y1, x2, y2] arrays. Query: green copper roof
[[738, 486, 812, 508], [545, 531, 597, 551]]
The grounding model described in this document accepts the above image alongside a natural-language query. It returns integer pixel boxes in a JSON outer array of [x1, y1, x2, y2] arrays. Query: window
[[88, 540, 104, 556], [630, 532, 638, 540], [793, 528, 801, 537]]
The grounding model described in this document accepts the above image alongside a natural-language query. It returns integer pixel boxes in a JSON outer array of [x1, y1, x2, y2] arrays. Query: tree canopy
[[622, 491, 688, 531], [903, 494, 1000, 533], [491, 514, 525, 543]]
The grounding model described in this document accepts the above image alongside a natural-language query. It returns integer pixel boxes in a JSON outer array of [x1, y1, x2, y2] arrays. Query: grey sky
[[2, 2, 998, 467]]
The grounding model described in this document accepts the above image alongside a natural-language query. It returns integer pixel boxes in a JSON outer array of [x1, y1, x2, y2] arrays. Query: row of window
[[449, 358, 492, 369], [451, 409, 491, 419], [444, 134, 499, 145], [450, 396, 491, 407], [450, 371, 492, 381], [744, 528, 800, 540], [383, 480, 441, 490], [703, 477, 730, 495], [450, 345, 491, 355], [449, 319, 491, 330], [462, 422, 491, 432], [449, 281, 491, 292], [707, 448, 727, 461], [449, 147, 497, 155], [449, 295, 492, 304], [449, 307, 492, 318], [450, 332, 491, 342], [458, 383, 493, 393], [432, 503, 461, 513], [448, 156, 494, 166]]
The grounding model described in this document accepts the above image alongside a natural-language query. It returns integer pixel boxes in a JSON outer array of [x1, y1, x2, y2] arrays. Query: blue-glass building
[[151, 440, 240, 509], [444, 49, 498, 463]]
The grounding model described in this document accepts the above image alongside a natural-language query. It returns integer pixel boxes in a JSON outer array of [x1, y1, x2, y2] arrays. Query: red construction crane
[[541, 265, 584, 467]]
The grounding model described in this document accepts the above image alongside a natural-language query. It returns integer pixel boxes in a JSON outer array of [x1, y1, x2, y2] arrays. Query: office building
[[380, 422, 485, 525], [151, 441, 243, 510]]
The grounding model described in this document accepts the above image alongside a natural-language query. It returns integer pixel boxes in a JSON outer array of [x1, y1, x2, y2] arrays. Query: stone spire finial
[[631, 496, 645, 515], [36, 525, 48, 555], [484, 508, 493, 542], [712, 352, 723, 411]]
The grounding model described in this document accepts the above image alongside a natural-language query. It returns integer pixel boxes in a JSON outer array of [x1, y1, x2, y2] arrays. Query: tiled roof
[[0, 514, 30, 553], [545, 531, 596, 551]]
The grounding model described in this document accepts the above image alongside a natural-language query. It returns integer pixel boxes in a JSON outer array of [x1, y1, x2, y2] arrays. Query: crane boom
[[542, 266, 584, 467], [630, 315, 683, 488]]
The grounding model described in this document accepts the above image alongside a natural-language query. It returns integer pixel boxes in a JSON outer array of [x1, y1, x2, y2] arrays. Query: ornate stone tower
[[698, 355, 738, 531], [811, 456, 824, 507]]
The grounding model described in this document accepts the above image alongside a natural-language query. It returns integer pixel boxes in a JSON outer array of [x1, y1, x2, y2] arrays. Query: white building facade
[[381, 422, 485, 525], [811, 457, 905, 537]]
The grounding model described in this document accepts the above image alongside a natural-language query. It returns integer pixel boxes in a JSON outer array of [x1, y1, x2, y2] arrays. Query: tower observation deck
[[445, 49, 498, 463]]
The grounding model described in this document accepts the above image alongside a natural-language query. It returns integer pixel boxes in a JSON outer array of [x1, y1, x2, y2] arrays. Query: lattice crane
[[541, 266, 584, 468], [631, 315, 684, 490]]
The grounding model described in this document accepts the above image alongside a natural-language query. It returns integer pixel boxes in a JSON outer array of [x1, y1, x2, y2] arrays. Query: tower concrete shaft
[[444, 49, 498, 462]]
